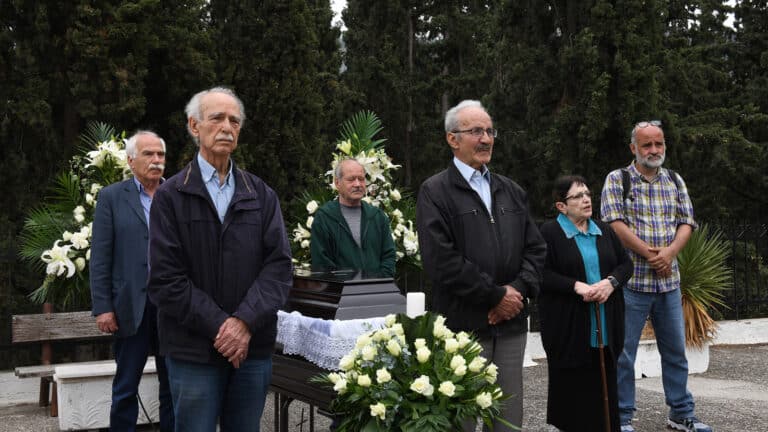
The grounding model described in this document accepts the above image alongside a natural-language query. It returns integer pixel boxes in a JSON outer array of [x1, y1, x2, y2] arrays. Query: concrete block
[[54, 357, 159, 430], [635, 340, 709, 378]]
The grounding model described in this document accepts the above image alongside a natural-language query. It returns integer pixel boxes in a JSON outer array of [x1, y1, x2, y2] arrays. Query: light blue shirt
[[557, 213, 608, 347], [198, 153, 235, 223], [453, 157, 491, 214], [132, 177, 152, 225]]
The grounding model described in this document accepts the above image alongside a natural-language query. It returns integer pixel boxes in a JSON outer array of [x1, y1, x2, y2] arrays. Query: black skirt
[[546, 348, 620, 432]]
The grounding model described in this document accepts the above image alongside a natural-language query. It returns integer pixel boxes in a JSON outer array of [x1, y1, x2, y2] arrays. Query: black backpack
[[621, 167, 680, 202]]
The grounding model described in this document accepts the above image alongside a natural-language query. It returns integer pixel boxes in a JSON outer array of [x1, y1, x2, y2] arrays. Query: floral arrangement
[[19, 122, 130, 308], [290, 111, 420, 269], [313, 312, 510, 431]]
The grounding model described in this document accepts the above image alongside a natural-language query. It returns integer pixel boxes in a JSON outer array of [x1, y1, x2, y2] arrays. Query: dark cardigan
[[538, 218, 633, 368]]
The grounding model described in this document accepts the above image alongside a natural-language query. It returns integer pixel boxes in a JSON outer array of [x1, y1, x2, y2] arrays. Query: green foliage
[[678, 224, 732, 347]]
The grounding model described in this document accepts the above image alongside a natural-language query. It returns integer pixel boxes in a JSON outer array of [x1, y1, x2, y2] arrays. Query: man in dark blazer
[[90, 130, 173, 431]]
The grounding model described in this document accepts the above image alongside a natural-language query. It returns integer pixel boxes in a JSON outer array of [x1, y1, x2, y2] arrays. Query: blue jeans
[[617, 288, 694, 424], [165, 356, 272, 432], [111, 302, 173, 431]]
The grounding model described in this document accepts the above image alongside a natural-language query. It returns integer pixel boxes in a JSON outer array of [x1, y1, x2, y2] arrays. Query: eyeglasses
[[451, 127, 498, 138], [635, 120, 661, 129], [564, 191, 591, 201]]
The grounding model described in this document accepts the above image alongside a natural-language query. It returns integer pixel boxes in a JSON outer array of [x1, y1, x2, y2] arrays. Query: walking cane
[[594, 302, 611, 432]]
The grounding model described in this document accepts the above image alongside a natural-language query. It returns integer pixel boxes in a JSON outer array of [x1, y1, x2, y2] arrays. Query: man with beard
[[90, 130, 174, 431], [148, 87, 292, 431], [600, 121, 710, 432], [310, 158, 396, 277], [416, 100, 546, 431]]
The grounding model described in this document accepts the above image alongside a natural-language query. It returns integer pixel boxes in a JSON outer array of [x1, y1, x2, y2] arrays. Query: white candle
[[406, 292, 425, 318]]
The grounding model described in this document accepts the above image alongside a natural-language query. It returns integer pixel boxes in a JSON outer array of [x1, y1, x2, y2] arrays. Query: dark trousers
[[110, 301, 174, 431]]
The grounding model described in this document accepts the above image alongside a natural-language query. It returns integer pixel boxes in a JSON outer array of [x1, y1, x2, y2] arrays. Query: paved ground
[[0, 344, 766, 431]]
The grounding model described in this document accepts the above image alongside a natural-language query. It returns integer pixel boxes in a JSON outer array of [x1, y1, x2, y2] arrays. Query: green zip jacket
[[310, 199, 396, 277]]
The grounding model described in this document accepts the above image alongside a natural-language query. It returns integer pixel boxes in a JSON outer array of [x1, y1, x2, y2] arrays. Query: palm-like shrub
[[678, 224, 732, 348], [18, 122, 129, 309]]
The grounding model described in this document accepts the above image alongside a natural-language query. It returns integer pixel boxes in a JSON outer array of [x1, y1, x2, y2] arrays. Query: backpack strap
[[621, 168, 631, 202]]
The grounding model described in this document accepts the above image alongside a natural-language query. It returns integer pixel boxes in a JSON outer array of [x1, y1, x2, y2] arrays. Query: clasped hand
[[214, 317, 251, 368], [574, 279, 613, 304], [488, 285, 524, 325], [648, 246, 674, 277]]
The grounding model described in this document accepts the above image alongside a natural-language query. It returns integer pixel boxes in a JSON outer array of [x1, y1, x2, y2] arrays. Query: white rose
[[306, 200, 319, 214], [438, 381, 456, 397], [355, 333, 372, 349], [416, 346, 431, 363], [376, 368, 391, 384], [386, 339, 401, 356], [390, 323, 404, 336], [357, 374, 372, 387], [361, 344, 377, 361], [327, 372, 341, 384], [369, 402, 386, 420], [453, 364, 467, 376], [476, 392, 493, 409], [339, 354, 355, 371], [300, 239, 310, 249], [414, 338, 426, 349], [485, 363, 499, 383], [305, 216, 314, 228], [74, 213, 85, 223], [333, 378, 348, 394], [468, 356, 487, 373], [384, 314, 396, 327], [457, 332, 472, 348], [450, 355, 466, 370], [73, 205, 85, 215], [62, 231, 73, 241], [390, 189, 401, 201], [85, 193, 95, 206], [444, 338, 459, 353], [409, 375, 434, 396], [86, 249, 91, 260]]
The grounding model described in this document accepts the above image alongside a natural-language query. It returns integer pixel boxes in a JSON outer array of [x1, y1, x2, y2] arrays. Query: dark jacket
[[148, 157, 292, 364], [310, 200, 396, 277], [539, 218, 633, 368], [90, 179, 151, 338], [416, 163, 546, 335]]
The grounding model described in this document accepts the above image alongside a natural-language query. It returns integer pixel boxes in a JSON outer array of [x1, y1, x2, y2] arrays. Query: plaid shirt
[[600, 163, 697, 293]]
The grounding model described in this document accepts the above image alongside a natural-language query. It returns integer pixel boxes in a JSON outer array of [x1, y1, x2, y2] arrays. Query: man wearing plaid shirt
[[600, 121, 712, 432]]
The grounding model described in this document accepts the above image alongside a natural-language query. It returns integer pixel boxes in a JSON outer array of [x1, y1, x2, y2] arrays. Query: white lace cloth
[[276, 310, 386, 370]]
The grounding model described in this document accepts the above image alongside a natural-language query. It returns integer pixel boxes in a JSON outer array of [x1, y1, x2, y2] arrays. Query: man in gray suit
[[90, 130, 173, 431]]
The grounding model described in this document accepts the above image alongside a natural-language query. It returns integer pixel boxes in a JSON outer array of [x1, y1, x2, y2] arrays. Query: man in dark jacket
[[310, 158, 396, 277], [416, 100, 546, 431], [148, 87, 292, 432]]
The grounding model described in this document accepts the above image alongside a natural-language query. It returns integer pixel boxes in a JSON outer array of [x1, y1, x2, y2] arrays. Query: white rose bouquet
[[290, 111, 421, 270], [19, 122, 131, 309], [313, 312, 511, 431]]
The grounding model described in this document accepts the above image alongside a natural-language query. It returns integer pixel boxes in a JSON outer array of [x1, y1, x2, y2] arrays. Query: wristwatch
[[607, 276, 620, 289]]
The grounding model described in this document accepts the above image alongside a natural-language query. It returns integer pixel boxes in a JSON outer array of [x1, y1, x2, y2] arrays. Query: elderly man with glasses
[[416, 100, 546, 431], [600, 121, 710, 432]]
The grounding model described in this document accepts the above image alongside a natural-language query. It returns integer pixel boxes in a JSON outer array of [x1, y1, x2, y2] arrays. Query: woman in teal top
[[539, 175, 633, 432]]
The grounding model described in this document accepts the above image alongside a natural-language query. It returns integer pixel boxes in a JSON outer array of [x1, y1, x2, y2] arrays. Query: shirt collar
[[197, 152, 233, 187], [556, 213, 602, 239], [453, 157, 490, 184], [132, 176, 163, 194]]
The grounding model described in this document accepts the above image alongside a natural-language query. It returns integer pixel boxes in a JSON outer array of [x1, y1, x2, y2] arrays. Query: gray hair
[[184, 86, 246, 143], [444, 100, 489, 132], [630, 121, 665, 145], [334, 158, 365, 180], [125, 130, 166, 158]]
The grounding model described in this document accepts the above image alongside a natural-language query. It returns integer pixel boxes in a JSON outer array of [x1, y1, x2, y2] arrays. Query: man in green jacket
[[310, 158, 396, 277]]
